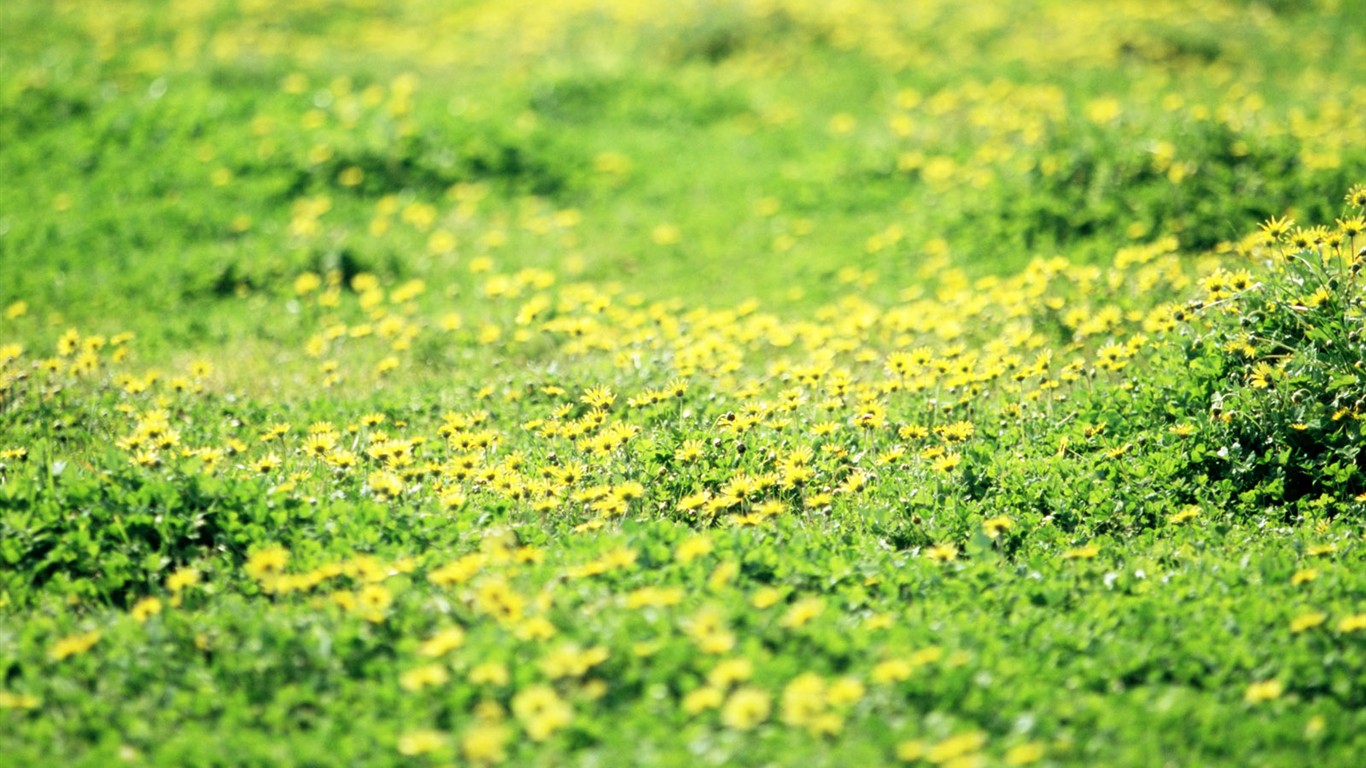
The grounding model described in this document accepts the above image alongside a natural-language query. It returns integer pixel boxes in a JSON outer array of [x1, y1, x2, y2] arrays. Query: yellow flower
[[367, 469, 404, 500], [872, 658, 914, 684], [515, 616, 558, 642], [1259, 215, 1294, 241], [293, 272, 322, 296], [396, 728, 447, 756], [1244, 679, 1284, 704], [864, 612, 895, 631], [461, 721, 510, 764], [651, 223, 681, 245], [167, 567, 200, 592], [751, 586, 785, 609], [131, 450, 161, 469], [1290, 611, 1327, 634], [896, 740, 927, 762], [49, 630, 101, 661], [301, 433, 336, 458], [931, 452, 962, 472], [252, 454, 282, 474], [1336, 613, 1366, 633], [56, 329, 80, 356], [338, 166, 365, 188], [130, 597, 162, 622], [400, 664, 450, 692], [675, 439, 705, 463], [245, 546, 289, 580], [580, 386, 615, 409], [428, 554, 485, 587], [511, 685, 573, 741], [720, 686, 771, 730], [780, 673, 827, 729], [910, 646, 943, 666], [1168, 506, 1199, 525], [1063, 543, 1100, 560], [926, 731, 987, 764], [686, 606, 736, 654], [0, 691, 40, 710], [827, 677, 865, 707], [539, 644, 608, 679], [925, 543, 958, 562], [469, 662, 510, 687], [707, 561, 739, 591], [707, 657, 754, 689], [624, 586, 685, 609], [804, 492, 834, 509], [476, 579, 526, 624], [682, 685, 725, 715], [599, 546, 638, 570], [778, 597, 826, 629], [418, 626, 466, 657], [355, 584, 393, 622], [1004, 742, 1047, 765], [982, 516, 1013, 538]]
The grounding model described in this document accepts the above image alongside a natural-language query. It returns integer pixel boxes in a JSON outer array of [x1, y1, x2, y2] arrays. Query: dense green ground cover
[[4, 1, 1366, 765]]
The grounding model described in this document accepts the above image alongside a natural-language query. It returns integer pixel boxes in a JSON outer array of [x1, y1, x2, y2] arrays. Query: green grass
[[3, 1, 1366, 765]]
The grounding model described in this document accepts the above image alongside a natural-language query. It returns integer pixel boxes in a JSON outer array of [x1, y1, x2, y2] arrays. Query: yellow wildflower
[[511, 685, 573, 741], [130, 597, 162, 622], [399, 664, 450, 692], [1244, 679, 1284, 704], [396, 729, 447, 756], [50, 630, 101, 661], [720, 687, 771, 730], [461, 721, 510, 765], [418, 626, 467, 657], [1290, 612, 1327, 633]]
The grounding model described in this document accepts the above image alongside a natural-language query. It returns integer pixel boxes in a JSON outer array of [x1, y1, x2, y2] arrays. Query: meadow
[[3, 1, 1366, 765]]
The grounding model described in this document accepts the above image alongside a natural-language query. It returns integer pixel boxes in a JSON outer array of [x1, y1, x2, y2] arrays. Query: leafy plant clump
[[1181, 193, 1366, 514]]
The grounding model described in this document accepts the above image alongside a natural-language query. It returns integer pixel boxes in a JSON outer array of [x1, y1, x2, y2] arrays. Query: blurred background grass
[[2, 0, 1365, 355]]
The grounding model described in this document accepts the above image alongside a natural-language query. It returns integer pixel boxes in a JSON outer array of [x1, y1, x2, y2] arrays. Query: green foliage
[[1177, 226, 1366, 515], [4, 1, 1366, 766]]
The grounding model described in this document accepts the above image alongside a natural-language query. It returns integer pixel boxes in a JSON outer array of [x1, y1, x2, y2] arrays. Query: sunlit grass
[[3, 1, 1366, 766]]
